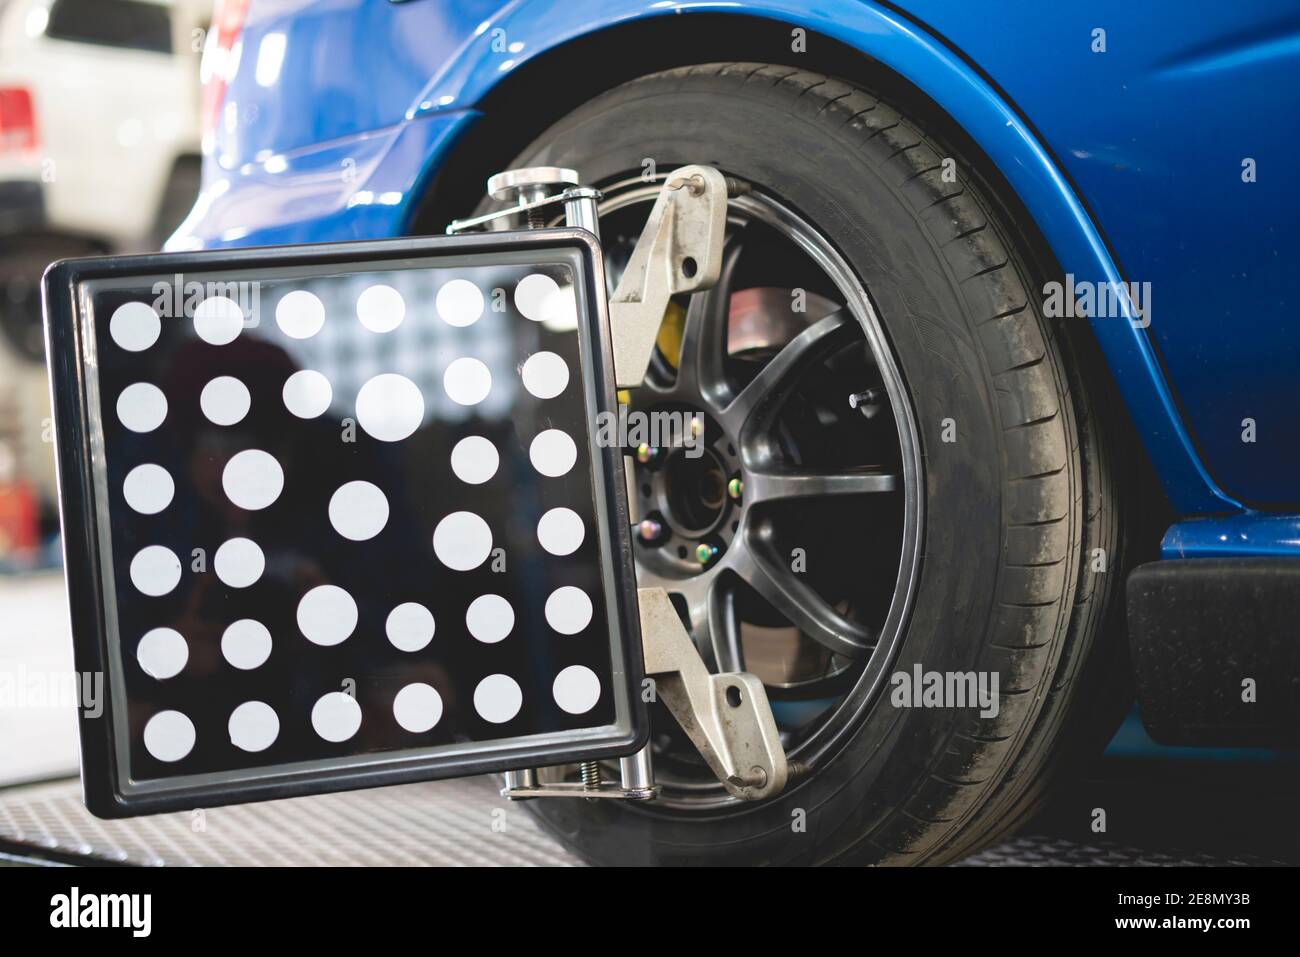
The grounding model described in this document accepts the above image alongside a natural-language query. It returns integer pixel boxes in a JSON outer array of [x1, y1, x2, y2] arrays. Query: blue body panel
[[171, 0, 1300, 538], [1163, 513, 1300, 559]]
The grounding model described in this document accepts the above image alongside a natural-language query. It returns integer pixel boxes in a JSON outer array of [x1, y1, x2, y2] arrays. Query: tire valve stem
[[635, 443, 659, 464], [727, 477, 743, 501], [848, 388, 884, 419], [695, 543, 719, 565]]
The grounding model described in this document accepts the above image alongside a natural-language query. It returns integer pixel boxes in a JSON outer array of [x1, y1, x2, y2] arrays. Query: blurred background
[[0, 0, 208, 784]]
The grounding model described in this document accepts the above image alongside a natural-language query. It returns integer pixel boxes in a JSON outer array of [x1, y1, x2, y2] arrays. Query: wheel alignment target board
[[44, 231, 646, 817]]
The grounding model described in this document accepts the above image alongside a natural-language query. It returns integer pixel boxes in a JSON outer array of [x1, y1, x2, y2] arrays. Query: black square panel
[[44, 230, 646, 817]]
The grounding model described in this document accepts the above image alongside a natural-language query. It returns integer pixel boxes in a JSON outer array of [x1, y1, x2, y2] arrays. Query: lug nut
[[727, 477, 743, 500], [635, 443, 659, 464], [637, 518, 663, 542], [689, 416, 704, 439], [694, 543, 719, 565]]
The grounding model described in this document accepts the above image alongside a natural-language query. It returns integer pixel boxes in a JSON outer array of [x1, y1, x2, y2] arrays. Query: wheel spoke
[[733, 537, 873, 659], [704, 575, 744, 673], [676, 236, 744, 408], [723, 307, 858, 439], [745, 467, 898, 503]]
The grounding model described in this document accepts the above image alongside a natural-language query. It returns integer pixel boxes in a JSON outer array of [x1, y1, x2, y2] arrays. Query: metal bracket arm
[[639, 587, 788, 801], [609, 165, 729, 389]]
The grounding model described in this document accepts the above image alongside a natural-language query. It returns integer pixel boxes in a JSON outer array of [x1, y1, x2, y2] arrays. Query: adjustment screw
[[637, 518, 663, 542], [727, 477, 743, 500], [636, 443, 659, 464], [694, 543, 719, 565]]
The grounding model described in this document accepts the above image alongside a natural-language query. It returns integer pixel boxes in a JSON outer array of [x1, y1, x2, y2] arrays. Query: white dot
[[466, 594, 514, 644], [194, 295, 244, 345], [222, 449, 284, 510], [474, 674, 522, 724], [546, 586, 593, 635], [435, 279, 483, 327], [283, 369, 332, 419], [356, 373, 424, 442], [386, 602, 435, 653], [432, 511, 493, 571], [221, 619, 272, 670], [228, 701, 279, 752], [136, 628, 187, 680], [116, 382, 167, 433], [450, 436, 498, 485], [143, 710, 195, 762], [328, 480, 389, 541], [275, 289, 325, 339], [537, 507, 585, 556], [356, 284, 405, 333], [130, 545, 181, 596], [109, 301, 160, 352], [393, 683, 443, 733], [214, 537, 265, 588], [529, 429, 577, 478], [297, 584, 358, 646], [521, 351, 569, 399], [200, 375, 251, 426], [311, 692, 361, 742], [123, 463, 174, 514], [443, 357, 491, 406], [553, 665, 601, 715], [515, 273, 573, 323]]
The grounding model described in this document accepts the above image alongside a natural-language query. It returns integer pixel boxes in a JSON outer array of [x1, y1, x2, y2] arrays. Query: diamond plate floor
[[0, 775, 1281, 866], [0, 776, 581, 866]]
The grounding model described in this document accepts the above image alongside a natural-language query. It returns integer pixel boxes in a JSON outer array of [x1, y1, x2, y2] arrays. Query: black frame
[[43, 229, 648, 817]]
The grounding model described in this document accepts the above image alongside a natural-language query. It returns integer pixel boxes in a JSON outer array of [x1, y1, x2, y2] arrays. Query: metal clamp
[[472, 165, 787, 803], [447, 166, 603, 235], [502, 586, 787, 803], [638, 587, 787, 801], [608, 165, 729, 388]]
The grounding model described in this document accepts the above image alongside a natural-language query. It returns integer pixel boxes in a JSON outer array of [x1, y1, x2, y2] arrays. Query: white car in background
[[0, 0, 206, 362], [0, 0, 206, 543]]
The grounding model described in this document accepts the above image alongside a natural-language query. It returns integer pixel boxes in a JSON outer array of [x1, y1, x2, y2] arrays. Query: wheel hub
[[635, 410, 742, 570]]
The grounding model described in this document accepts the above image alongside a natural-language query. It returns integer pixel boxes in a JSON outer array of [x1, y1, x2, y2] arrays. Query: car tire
[[493, 63, 1129, 865]]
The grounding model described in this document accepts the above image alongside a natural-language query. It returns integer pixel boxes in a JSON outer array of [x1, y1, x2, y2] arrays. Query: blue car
[[157, 0, 1298, 865]]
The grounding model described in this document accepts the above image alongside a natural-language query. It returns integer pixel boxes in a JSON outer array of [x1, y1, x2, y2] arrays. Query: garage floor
[[0, 771, 1289, 867]]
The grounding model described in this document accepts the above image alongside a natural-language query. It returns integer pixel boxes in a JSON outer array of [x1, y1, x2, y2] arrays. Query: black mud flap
[[1126, 558, 1300, 747], [42, 230, 647, 817]]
